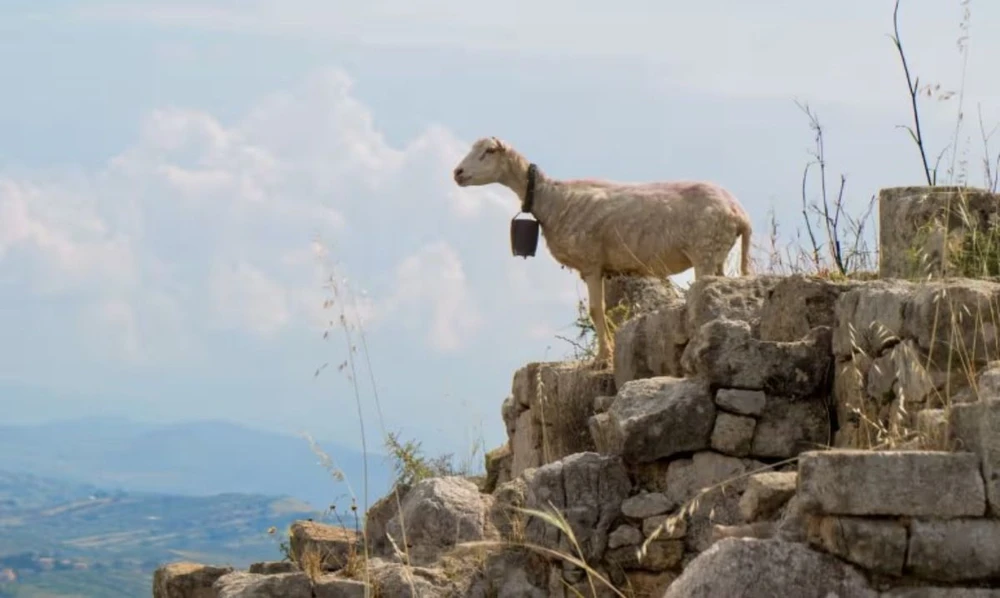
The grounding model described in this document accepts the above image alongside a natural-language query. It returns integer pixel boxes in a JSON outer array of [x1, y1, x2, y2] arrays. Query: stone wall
[[151, 187, 1000, 597]]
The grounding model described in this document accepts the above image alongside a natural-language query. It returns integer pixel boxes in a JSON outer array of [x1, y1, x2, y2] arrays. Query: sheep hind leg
[[583, 273, 612, 368]]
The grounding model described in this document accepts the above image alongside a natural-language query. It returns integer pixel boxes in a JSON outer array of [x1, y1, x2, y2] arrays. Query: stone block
[[798, 450, 986, 518], [710, 412, 756, 457], [621, 492, 672, 519], [950, 401, 1000, 516], [715, 388, 766, 416], [600, 377, 715, 464], [907, 519, 1000, 582], [739, 471, 797, 522], [807, 516, 907, 576], [750, 395, 829, 459]]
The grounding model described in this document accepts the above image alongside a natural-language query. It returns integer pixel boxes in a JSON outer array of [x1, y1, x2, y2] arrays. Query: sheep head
[[452, 136, 513, 187]]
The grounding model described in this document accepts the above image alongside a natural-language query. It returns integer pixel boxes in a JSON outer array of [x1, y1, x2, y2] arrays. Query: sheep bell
[[510, 213, 540, 258]]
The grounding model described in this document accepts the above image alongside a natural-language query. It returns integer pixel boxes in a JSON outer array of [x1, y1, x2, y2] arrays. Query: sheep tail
[[739, 220, 752, 276]]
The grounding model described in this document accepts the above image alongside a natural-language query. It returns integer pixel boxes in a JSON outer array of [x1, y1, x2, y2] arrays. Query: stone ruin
[[153, 186, 1000, 597]]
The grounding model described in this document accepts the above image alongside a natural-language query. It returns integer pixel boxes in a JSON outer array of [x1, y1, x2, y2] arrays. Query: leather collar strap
[[522, 163, 538, 214]]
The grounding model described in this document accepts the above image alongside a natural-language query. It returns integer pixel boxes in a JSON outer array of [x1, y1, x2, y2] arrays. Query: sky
[[2, 0, 1000, 463]]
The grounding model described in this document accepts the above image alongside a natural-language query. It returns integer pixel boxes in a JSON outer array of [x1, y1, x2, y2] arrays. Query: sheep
[[452, 136, 753, 366]]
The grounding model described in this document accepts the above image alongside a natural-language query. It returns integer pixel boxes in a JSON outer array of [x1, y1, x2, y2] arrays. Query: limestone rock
[[621, 492, 671, 519], [465, 549, 549, 598], [523, 452, 631, 563], [882, 588, 1000, 597], [684, 276, 782, 339], [598, 377, 715, 464], [714, 388, 766, 416], [364, 483, 410, 556], [807, 516, 908, 576], [739, 471, 797, 521], [248, 561, 297, 575], [664, 538, 876, 598], [153, 562, 234, 598], [642, 515, 686, 540], [682, 318, 833, 398], [605, 539, 683, 572], [613, 298, 687, 389], [758, 275, 859, 342], [750, 395, 829, 459], [710, 412, 756, 457], [483, 442, 512, 493], [289, 521, 359, 572], [798, 450, 986, 518], [213, 572, 313, 598], [367, 559, 454, 598], [907, 519, 1000, 582], [950, 401, 1000, 515], [386, 476, 491, 565], [314, 576, 367, 598], [608, 524, 643, 549]]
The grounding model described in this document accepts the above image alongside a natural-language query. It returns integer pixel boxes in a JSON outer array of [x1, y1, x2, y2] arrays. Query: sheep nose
[[453, 167, 464, 177]]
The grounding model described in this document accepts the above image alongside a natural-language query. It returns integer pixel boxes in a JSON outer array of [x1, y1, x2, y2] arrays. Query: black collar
[[521, 163, 538, 214]]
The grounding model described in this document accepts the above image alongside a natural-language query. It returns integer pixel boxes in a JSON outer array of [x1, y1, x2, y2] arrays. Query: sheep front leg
[[584, 273, 612, 367]]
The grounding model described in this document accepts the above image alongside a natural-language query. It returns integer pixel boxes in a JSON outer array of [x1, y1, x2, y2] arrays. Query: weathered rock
[[153, 562, 234, 598], [739, 471, 797, 521], [213, 572, 313, 598], [663, 452, 765, 552], [507, 362, 616, 477], [248, 561, 297, 575], [758, 275, 859, 342], [289, 521, 359, 572], [465, 549, 549, 598], [714, 388, 766, 416], [664, 538, 876, 598], [798, 450, 986, 518], [750, 395, 829, 459], [950, 401, 1000, 515], [682, 318, 833, 398], [605, 540, 683, 572], [642, 515, 687, 540], [834, 279, 1000, 368], [882, 588, 1000, 597], [684, 276, 782, 340], [523, 452, 631, 563], [314, 576, 367, 598], [604, 274, 681, 322], [709, 521, 776, 543], [608, 524, 643, 549], [878, 185, 1000, 279], [710, 412, 756, 457], [807, 516, 908, 576], [483, 442, 512, 493], [622, 571, 679, 598], [775, 494, 808, 543], [613, 298, 688, 388], [907, 519, 1000, 582], [364, 483, 410, 556], [598, 377, 715, 463], [621, 492, 671, 519], [916, 408, 950, 450], [367, 559, 454, 598], [489, 477, 527, 541], [386, 476, 491, 565]]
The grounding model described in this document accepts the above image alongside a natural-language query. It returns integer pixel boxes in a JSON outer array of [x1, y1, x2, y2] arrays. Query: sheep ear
[[491, 137, 508, 152]]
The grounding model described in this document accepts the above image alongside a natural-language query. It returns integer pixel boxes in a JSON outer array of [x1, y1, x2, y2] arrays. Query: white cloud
[[0, 67, 543, 365]]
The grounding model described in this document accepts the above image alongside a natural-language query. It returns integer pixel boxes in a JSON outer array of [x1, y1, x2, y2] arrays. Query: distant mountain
[[0, 418, 394, 511], [0, 469, 325, 598]]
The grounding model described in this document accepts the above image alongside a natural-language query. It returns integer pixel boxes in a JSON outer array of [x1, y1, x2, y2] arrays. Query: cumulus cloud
[[0, 67, 567, 367]]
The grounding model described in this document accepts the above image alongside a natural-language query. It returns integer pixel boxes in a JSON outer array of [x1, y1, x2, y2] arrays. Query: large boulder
[[682, 318, 833, 398], [593, 377, 716, 464], [385, 476, 493, 565], [289, 521, 359, 572], [153, 562, 234, 598], [664, 538, 876, 598]]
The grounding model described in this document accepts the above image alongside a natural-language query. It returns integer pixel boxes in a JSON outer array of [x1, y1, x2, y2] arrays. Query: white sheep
[[452, 136, 753, 365]]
